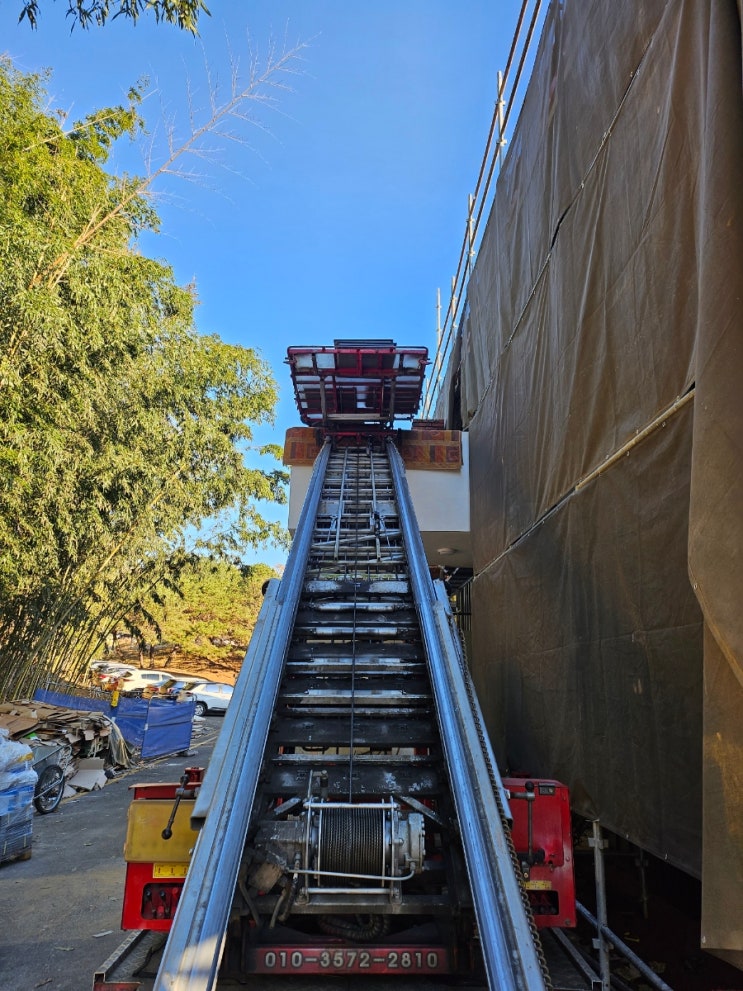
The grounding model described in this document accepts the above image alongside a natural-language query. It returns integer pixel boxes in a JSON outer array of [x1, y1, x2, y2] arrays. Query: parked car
[[89, 660, 134, 674], [89, 662, 136, 687], [185, 682, 234, 717], [157, 678, 204, 700], [114, 669, 171, 696]]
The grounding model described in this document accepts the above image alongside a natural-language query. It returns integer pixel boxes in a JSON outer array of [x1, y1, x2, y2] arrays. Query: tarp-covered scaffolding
[[435, 0, 743, 968]]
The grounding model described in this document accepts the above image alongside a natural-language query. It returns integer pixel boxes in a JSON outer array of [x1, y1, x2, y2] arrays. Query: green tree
[[0, 57, 293, 700], [18, 1, 209, 32], [127, 557, 278, 677]]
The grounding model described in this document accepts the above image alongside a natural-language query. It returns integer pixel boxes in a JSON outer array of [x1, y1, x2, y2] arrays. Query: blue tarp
[[33, 689, 109, 715], [140, 698, 194, 759], [32, 689, 195, 759], [107, 694, 148, 746]]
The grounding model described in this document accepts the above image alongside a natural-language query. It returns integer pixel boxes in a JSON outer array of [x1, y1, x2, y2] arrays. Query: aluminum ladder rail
[[388, 439, 548, 991], [152, 442, 332, 991]]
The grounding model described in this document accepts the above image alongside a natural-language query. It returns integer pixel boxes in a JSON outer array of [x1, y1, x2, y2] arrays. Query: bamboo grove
[[0, 58, 288, 699]]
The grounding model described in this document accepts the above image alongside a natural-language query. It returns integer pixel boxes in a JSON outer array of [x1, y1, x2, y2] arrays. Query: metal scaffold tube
[[387, 439, 548, 991]]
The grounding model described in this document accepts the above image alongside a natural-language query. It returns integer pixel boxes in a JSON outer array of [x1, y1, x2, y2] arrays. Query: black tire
[[34, 764, 64, 814], [194, 701, 208, 717]]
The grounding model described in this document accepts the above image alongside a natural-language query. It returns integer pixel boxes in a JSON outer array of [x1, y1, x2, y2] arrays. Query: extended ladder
[[153, 438, 548, 990]]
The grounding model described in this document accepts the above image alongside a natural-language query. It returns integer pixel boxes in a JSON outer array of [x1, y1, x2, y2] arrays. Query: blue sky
[[1, 1, 529, 564]]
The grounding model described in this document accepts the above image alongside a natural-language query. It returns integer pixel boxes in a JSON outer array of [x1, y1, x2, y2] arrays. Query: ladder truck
[[99, 340, 579, 991]]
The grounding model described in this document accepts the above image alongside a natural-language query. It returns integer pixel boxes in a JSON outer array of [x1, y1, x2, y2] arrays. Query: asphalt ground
[[0, 715, 222, 991]]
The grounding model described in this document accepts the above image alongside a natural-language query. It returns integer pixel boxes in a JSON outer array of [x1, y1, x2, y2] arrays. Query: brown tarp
[[437, 0, 743, 966]]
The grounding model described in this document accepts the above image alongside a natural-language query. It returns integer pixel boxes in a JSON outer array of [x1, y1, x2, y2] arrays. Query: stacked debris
[[0, 731, 36, 863], [0, 700, 133, 805]]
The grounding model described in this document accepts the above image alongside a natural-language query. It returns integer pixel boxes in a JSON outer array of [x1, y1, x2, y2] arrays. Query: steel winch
[[246, 789, 425, 913]]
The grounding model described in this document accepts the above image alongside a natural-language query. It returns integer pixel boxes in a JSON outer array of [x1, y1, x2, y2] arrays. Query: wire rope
[[347, 445, 362, 801]]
